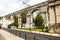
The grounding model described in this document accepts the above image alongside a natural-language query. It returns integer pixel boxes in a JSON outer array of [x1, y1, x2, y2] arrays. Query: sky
[[0, 0, 47, 16]]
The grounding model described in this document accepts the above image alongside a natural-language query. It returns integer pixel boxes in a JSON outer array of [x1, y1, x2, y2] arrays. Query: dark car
[[0, 24, 2, 29], [8, 25, 11, 28], [0, 26, 1, 29]]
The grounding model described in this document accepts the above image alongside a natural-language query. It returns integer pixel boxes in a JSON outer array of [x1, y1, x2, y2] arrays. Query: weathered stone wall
[[55, 5, 60, 23], [40, 6, 48, 12], [49, 7, 55, 25], [48, 0, 60, 33], [4, 0, 60, 33]]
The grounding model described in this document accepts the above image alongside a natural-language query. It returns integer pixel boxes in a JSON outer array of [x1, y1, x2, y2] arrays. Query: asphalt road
[[0, 34, 6, 40]]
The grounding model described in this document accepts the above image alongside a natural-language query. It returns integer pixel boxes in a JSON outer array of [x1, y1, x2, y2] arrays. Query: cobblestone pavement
[[0, 29, 24, 40]]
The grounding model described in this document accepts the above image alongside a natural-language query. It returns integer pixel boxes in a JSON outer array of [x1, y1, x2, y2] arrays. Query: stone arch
[[31, 9, 48, 28], [32, 10, 40, 19], [32, 9, 40, 13], [31, 9, 40, 27], [21, 13, 27, 28]]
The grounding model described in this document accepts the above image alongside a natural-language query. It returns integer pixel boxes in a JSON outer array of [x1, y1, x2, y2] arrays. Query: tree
[[34, 14, 44, 28], [12, 16, 18, 28], [0, 16, 3, 20]]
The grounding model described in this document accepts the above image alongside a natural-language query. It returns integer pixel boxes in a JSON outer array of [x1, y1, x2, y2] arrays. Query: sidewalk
[[0, 34, 6, 40], [0, 29, 24, 40]]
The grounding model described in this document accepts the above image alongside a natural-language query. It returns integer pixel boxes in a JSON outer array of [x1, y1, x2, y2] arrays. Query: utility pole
[[22, 2, 32, 31]]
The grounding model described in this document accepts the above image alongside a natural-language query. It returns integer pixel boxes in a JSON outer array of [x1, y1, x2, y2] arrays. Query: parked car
[[8, 25, 11, 28], [0, 26, 1, 29], [0, 24, 2, 29]]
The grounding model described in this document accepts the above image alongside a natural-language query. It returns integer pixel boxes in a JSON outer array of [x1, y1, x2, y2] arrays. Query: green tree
[[12, 16, 18, 28], [34, 14, 44, 28], [0, 16, 3, 20]]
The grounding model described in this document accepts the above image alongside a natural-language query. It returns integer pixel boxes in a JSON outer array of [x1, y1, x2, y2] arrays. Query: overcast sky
[[0, 0, 47, 16]]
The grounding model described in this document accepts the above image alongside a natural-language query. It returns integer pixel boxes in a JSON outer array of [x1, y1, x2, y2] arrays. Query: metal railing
[[2, 28, 60, 40]]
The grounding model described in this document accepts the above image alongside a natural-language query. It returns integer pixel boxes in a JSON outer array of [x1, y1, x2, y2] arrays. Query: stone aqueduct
[[4, 0, 60, 33]]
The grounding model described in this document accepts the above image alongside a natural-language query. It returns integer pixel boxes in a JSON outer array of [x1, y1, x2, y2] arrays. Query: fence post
[[49, 38, 51, 40], [25, 33, 26, 40], [34, 35, 36, 40]]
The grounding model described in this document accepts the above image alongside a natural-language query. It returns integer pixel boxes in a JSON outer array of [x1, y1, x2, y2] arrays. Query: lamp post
[[23, 2, 31, 7], [23, 2, 32, 31]]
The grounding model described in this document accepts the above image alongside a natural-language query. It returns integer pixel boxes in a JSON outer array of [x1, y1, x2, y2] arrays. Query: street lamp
[[22, 2, 32, 31], [23, 2, 31, 7]]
